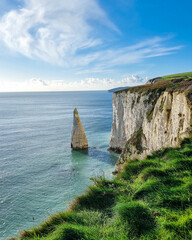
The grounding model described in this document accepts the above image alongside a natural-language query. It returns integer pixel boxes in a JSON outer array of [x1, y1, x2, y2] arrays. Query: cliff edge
[[109, 72, 192, 172]]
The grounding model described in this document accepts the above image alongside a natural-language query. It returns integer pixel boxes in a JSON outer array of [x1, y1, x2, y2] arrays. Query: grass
[[156, 72, 192, 82], [115, 72, 192, 97], [115, 201, 155, 235], [12, 138, 192, 240]]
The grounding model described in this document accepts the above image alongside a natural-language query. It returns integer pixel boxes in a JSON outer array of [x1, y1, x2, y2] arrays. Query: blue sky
[[0, 0, 191, 91]]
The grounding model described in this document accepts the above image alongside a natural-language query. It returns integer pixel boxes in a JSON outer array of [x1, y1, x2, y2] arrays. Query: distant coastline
[[108, 86, 130, 93]]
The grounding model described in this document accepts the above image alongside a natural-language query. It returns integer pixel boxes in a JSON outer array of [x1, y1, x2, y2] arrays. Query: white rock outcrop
[[109, 89, 192, 172], [71, 108, 88, 150], [109, 91, 156, 152]]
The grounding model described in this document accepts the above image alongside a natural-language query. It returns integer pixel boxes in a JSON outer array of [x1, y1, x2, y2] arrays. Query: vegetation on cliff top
[[116, 72, 192, 97], [13, 137, 192, 240], [148, 72, 192, 83]]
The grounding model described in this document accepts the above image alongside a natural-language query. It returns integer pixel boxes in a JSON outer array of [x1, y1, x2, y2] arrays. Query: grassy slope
[[16, 138, 192, 240], [116, 72, 192, 94], [151, 72, 192, 83]]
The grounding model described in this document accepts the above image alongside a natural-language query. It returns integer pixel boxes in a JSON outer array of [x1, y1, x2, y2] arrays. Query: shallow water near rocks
[[0, 91, 118, 239]]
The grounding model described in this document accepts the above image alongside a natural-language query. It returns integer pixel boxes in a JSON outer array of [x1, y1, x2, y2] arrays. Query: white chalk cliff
[[71, 108, 88, 150], [109, 77, 192, 172]]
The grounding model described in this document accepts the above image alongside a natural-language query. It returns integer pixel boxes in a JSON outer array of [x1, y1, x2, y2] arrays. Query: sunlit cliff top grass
[[149, 72, 192, 83], [116, 72, 192, 97], [12, 137, 192, 240]]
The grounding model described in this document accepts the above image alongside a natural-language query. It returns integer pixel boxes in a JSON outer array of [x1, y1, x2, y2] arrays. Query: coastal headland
[[11, 72, 192, 240]]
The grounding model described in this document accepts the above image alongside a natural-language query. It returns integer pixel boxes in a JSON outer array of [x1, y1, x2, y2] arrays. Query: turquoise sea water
[[0, 91, 118, 239]]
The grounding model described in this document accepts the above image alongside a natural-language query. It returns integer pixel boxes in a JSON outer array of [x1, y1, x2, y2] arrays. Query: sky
[[0, 0, 191, 91]]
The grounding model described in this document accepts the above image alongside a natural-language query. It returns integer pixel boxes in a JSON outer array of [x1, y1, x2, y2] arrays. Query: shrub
[[20, 211, 81, 238], [141, 168, 169, 181], [160, 177, 184, 187], [72, 187, 116, 211], [133, 180, 164, 199], [121, 160, 159, 180], [174, 159, 192, 171], [59, 225, 86, 240], [116, 201, 155, 235], [159, 196, 190, 210]]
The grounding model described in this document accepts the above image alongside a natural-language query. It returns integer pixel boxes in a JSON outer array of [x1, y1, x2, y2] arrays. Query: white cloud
[[0, 0, 182, 70], [0, 75, 147, 92], [75, 37, 182, 73], [0, 0, 116, 64]]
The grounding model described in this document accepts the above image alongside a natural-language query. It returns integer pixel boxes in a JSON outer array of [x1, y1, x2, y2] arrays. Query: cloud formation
[[0, 75, 147, 92], [0, 0, 116, 64], [0, 0, 182, 71]]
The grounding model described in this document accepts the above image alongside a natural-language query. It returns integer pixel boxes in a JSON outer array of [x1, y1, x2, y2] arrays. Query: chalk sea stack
[[71, 108, 88, 150]]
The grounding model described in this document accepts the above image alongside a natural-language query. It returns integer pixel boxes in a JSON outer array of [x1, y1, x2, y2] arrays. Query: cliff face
[[109, 91, 158, 152], [109, 76, 192, 172]]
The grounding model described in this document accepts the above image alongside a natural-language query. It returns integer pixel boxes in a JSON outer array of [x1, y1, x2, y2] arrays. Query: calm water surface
[[0, 91, 118, 239]]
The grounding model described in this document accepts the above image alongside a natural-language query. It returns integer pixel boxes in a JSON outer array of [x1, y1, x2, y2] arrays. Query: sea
[[0, 91, 118, 239]]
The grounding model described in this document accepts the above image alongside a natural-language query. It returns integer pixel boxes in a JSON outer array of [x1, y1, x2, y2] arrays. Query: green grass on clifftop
[[116, 72, 192, 96], [12, 138, 192, 240], [150, 72, 192, 83]]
